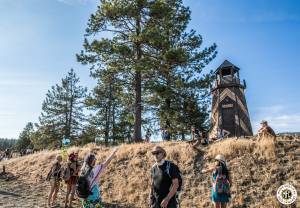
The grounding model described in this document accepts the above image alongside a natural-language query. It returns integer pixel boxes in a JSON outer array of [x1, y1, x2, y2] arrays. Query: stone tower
[[210, 60, 253, 138]]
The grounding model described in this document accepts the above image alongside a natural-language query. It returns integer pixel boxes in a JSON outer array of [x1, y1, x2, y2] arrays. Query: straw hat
[[215, 154, 226, 164], [151, 146, 167, 158]]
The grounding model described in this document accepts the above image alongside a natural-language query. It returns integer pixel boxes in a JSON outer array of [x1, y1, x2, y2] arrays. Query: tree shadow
[[192, 145, 206, 172], [0, 190, 21, 197], [102, 202, 135, 208]]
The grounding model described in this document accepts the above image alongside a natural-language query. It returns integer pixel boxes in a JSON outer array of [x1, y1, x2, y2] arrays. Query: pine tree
[[15, 122, 35, 151], [144, 0, 217, 139], [38, 69, 87, 146], [85, 68, 135, 145], [78, 0, 217, 142], [77, 0, 161, 142]]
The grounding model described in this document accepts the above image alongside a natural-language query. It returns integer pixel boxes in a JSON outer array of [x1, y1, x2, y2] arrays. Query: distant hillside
[[278, 132, 300, 136], [0, 138, 17, 150], [0, 136, 299, 208]]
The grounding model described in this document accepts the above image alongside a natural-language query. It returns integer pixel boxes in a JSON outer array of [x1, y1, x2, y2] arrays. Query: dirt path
[[0, 178, 132, 208], [0, 178, 82, 208]]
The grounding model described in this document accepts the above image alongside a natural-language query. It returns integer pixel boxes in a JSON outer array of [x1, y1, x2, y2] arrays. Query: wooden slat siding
[[210, 87, 253, 138], [218, 88, 250, 118], [236, 118, 251, 136]]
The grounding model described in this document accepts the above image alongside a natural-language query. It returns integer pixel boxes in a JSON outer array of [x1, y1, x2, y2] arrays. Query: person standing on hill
[[4, 148, 11, 159], [202, 154, 231, 208], [163, 129, 171, 141], [257, 120, 276, 138], [64, 152, 81, 208], [47, 155, 63, 207], [78, 147, 118, 208], [145, 128, 152, 142], [191, 126, 204, 146], [149, 146, 181, 208]]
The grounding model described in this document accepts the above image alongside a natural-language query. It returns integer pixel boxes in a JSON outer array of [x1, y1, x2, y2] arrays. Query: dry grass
[[207, 136, 277, 161], [0, 136, 299, 208]]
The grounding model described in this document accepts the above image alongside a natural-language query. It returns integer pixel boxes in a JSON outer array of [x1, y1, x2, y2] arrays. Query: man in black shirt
[[149, 146, 180, 208]]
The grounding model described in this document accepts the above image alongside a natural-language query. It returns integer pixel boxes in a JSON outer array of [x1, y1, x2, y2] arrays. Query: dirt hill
[[0, 136, 299, 208]]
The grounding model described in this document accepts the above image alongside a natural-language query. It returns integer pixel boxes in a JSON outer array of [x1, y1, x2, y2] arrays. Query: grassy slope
[[0, 136, 299, 208]]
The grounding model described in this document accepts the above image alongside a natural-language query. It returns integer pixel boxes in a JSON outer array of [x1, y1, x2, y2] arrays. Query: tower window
[[221, 68, 232, 76]]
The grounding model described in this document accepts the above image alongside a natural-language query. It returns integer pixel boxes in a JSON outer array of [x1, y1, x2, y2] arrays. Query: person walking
[[149, 146, 182, 208]]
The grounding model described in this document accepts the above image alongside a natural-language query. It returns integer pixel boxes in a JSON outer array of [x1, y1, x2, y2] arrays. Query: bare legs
[[64, 183, 76, 208], [214, 202, 227, 208], [48, 180, 60, 207], [221, 203, 227, 208]]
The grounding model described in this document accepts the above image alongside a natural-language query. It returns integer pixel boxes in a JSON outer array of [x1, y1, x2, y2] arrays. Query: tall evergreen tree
[[77, 0, 160, 142], [78, 0, 216, 141], [85, 68, 135, 144], [143, 0, 217, 138], [38, 69, 87, 146]]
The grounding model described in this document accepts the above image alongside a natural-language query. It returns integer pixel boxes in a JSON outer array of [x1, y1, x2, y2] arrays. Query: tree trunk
[[112, 103, 116, 144], [134, 15, 142, 142], [68, 82, 73, 140], [104, 105, 109, 145], [134, 71, 142, 142], [165, 77, 171, 139]]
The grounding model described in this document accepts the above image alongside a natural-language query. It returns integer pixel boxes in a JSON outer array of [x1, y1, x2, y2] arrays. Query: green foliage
[[37, 69, 87, 147], [142, 0, 217, 138], [17, 0, 217, 147], [78, 0, 217, 142], [78, 0, 160, 141], [15, 122, 35, 151], [0, 138, 17, 151]]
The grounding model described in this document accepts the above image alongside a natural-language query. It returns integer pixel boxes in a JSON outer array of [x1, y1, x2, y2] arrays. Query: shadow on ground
[[102, 202, 135, 208], [0, 190, 21, 197]]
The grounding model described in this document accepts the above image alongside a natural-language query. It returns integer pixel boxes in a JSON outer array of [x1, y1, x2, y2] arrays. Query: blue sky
[[0, 0, 299, 138]]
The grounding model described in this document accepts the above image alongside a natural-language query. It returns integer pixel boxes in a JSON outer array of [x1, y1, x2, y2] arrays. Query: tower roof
[[215, 60, 240, 74]]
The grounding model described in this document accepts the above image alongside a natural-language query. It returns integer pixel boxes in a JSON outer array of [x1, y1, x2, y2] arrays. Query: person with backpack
[[77, 147, 119, 208], [149, 146, 182, 208], [202, 154, 231, 208], [64, 152, 81, 208], [47, 155, 63, 207]]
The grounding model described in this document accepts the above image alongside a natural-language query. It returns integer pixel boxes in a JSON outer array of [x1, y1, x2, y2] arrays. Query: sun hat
[[151, 146, 167, 158], [215, 154, 226, 164]]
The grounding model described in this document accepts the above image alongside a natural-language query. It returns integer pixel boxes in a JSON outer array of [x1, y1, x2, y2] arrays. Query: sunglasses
[[152, 151, 162, 155]]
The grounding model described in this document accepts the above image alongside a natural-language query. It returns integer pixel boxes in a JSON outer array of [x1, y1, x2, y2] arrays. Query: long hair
[[216, 161, 229, 179], [80, 153, 95, 176]]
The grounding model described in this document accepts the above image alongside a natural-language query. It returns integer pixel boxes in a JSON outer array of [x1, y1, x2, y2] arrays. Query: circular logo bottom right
[[276, 184, 297, 205]]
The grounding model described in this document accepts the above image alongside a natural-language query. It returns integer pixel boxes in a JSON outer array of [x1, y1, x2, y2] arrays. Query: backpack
[[76, 168, 92, 199], [165, 161, 183, 192], [213, 167, 230, 195], [46, 162, 61, 181], [46, 168, 53, 181], [62, 165, 71, 182]]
